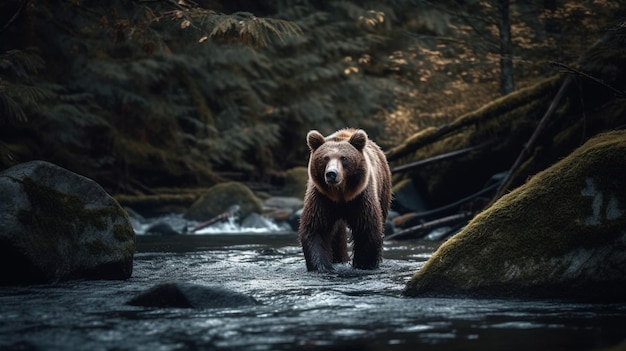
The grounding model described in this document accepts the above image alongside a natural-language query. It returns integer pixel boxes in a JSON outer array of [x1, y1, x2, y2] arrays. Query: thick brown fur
[[298, 128, 392, 272]]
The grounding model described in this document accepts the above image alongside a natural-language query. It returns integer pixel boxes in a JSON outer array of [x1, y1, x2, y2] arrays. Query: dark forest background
[[1, 0, 625, 195]]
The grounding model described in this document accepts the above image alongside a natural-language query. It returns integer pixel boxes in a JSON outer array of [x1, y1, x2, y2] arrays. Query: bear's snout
[[325, 168, 339, 184], [325, 158, 342, 185]]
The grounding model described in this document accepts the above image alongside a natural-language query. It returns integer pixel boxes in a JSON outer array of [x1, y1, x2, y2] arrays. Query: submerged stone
[[127, 282, 259, 309], [0, 161, 135, 285], [403, 130, 626, 301]]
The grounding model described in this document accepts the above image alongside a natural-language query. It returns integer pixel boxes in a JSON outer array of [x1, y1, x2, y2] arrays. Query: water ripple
[[0, 234, 624, 351]]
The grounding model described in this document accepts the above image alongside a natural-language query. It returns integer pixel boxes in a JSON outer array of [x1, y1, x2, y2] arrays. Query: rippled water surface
[[1, 233, 624, 351]]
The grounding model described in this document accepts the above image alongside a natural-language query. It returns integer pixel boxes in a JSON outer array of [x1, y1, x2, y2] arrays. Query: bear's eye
[[340, 156, 347, 163], [323, 156, 330, 161]]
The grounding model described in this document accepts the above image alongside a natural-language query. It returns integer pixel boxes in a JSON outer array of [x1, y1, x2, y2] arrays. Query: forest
[[1, 0, 625, 197]]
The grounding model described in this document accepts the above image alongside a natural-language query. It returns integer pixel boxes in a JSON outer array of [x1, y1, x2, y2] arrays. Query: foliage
[[388, 19, 626, 208], [0, 48, 54, 124], [391, 0, 626, 140], [262, 1, 413, 160], [0, 0, 624, 194]]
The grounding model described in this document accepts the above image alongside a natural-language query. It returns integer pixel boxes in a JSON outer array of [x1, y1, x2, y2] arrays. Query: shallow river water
[[1, 232, 625, 351]]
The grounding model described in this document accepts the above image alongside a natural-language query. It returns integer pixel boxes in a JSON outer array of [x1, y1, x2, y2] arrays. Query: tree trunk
[[543, 0, 563, 60], [498, 0, 514, 95]]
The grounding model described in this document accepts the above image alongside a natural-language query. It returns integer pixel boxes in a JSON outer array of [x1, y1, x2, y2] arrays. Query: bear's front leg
[[300, 231, 334, 272], [298, 197, 336, 272], [351, 229, 383, 269], [348, 204, 384, 270]]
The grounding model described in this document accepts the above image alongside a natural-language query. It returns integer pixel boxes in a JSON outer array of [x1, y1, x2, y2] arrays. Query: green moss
[[185, 181, 263, 221], [405, 130, 626, 298], [86, 239, 115, 255], [113, 223, 134, 242], [282, 167, 308, 198], [16, 177, 134, 250]]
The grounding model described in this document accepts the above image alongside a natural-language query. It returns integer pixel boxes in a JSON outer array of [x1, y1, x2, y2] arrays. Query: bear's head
[[306, 129, 369, 202]]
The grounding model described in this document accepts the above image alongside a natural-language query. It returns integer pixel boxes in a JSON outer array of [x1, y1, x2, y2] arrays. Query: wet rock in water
[[127, 282, 259, 308], [404, 131, 626, 301], [0, 161, 135, 285], [262, 197, 304, 231], [184, 182, 262, 221], [241, 212, 277, 230]]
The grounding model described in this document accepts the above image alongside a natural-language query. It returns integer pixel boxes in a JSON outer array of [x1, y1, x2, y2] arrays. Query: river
[[1, 227, 624, 350]]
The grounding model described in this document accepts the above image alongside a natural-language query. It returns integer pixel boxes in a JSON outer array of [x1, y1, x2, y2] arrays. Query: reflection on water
[[0, 233, 624, 351]]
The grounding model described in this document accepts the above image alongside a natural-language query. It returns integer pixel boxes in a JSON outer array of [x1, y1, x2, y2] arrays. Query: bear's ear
[[307, 130, 326, 151], [349, 129, 367, 152]]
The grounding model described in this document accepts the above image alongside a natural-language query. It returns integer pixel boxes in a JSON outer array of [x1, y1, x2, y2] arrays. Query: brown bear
[[298, 128, 392, 272]]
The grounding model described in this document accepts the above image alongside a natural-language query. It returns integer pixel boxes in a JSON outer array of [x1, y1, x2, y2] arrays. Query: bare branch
[[551, 61, 626, 98], [0, 0, 28, 34]]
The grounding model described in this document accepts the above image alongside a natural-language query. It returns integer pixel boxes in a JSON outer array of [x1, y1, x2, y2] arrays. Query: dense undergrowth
[[0, 0, 624, 195]]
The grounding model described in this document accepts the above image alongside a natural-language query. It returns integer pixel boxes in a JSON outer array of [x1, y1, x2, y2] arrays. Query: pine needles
[[162, 7, 302, 47], [0, 49, 53, 124]]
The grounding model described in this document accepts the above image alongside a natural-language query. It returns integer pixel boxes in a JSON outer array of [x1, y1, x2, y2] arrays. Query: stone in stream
[[403, 131, 626, 301], [127, 282, 259, 309], [0, 161, 135, 285]]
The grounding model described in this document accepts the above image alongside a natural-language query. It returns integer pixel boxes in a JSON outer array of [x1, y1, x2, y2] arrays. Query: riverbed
[[1, 232, 624, 350]]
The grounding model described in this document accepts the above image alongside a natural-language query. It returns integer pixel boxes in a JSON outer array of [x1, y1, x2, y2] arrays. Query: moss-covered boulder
[[184, 181, 263, 221], [403, 130, 626, 301], [282, 167, 309, 199], [0, 161, 136, 285]]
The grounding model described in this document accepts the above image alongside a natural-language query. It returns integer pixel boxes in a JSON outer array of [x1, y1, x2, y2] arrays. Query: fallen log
[[385, 77, 558, 163], [385, 211, 474, 241], [403, 179, 501, 223], [390, 139, 497, 174], [186, 205, 240, 233]]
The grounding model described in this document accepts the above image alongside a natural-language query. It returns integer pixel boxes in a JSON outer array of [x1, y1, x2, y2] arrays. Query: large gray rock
[[0, 161, 135, 285], [403, 131, 626, 301]]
